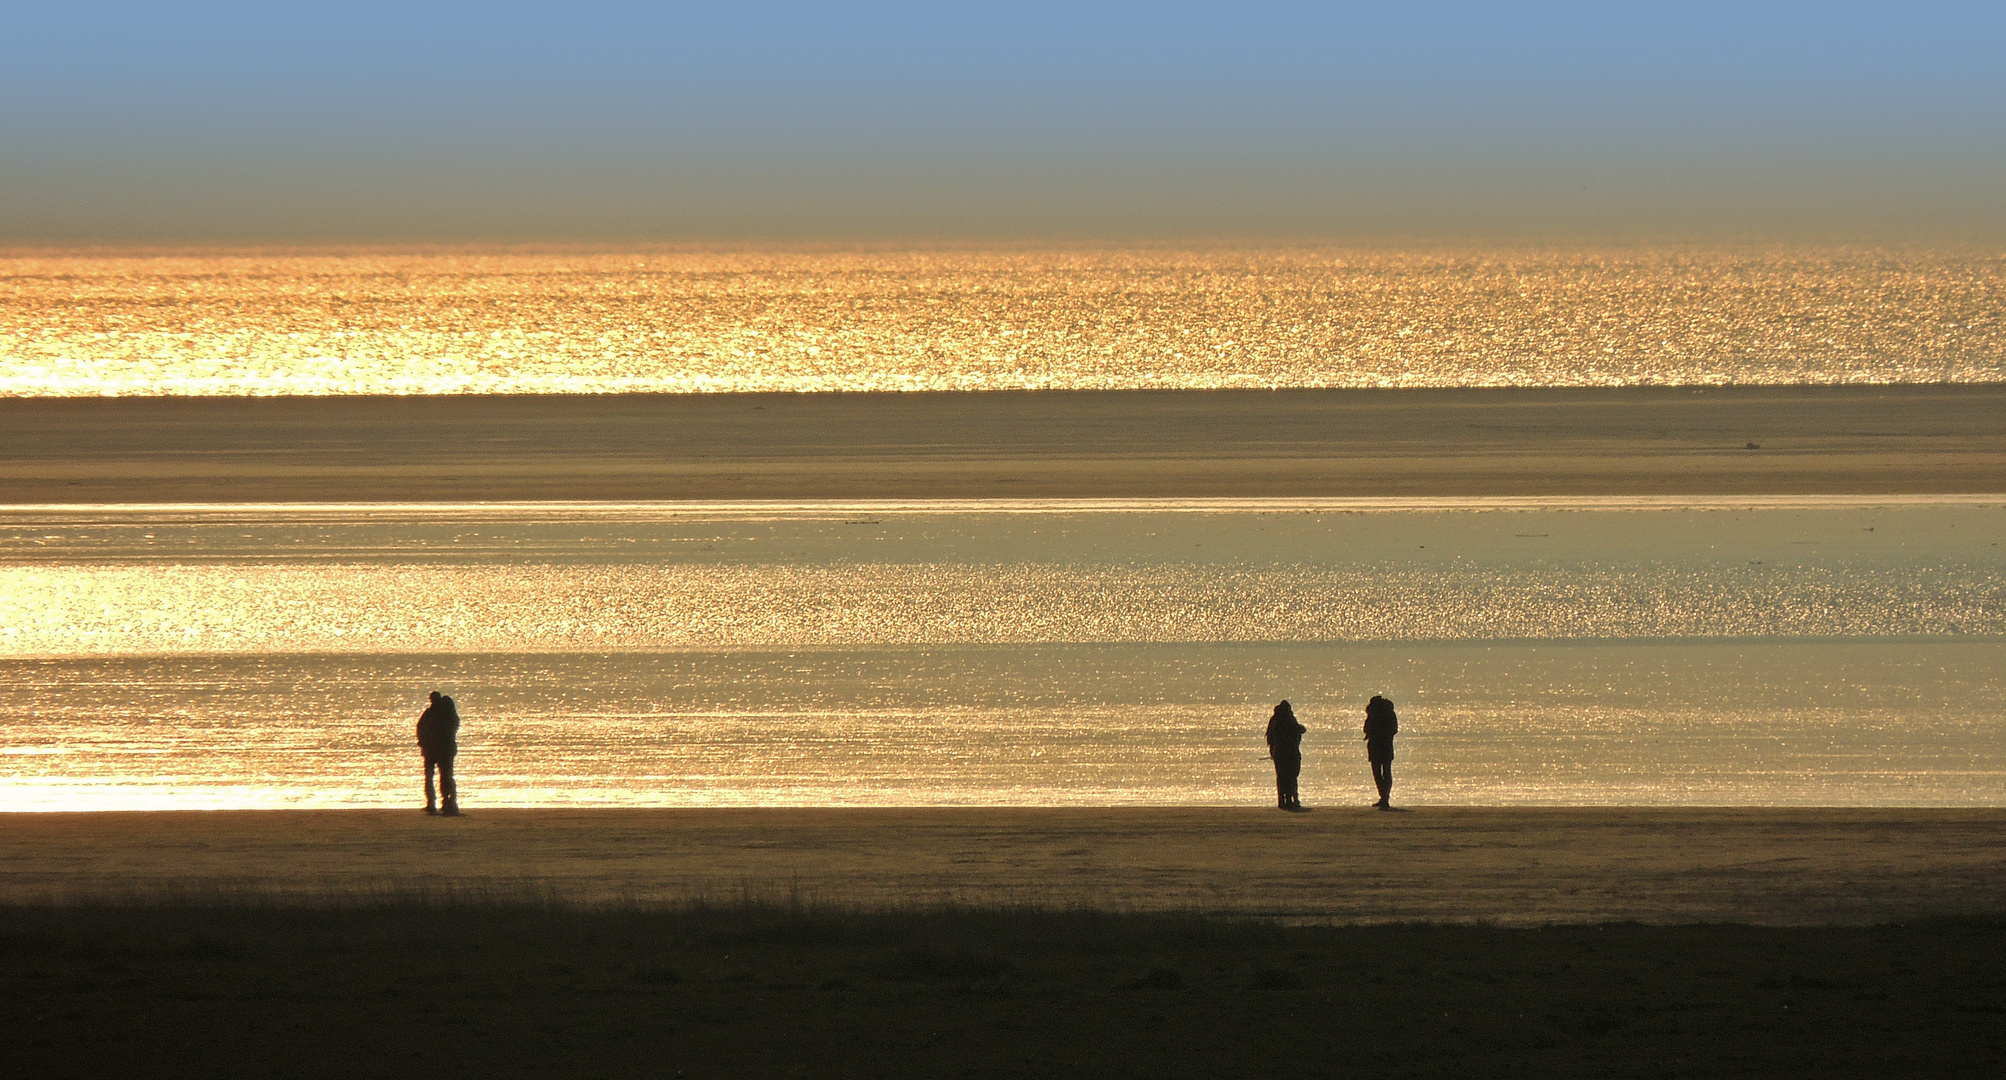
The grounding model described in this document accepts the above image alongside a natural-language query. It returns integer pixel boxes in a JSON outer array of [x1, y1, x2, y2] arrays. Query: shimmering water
[[3, 500, 2001, 809], [5, 247, 2002, 394]]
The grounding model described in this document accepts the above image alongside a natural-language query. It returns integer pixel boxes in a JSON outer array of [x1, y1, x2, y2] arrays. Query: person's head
[[1273, 700, 1294, 720], [429, 691, 441, 703]]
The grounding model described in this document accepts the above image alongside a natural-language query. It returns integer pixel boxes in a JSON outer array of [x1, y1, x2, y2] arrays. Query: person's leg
[[439, 756, 458, 813], [1371, 761, 1392, 806], [423, 757, 439, 810], [1274, 762, 1288, 807], [1283, 759, 1301, 807]]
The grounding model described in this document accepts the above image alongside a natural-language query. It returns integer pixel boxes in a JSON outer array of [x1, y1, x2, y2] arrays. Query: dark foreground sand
[[8, 808, 2006, 1079], [6, 904, 2001, 1080], [5, 385, 2003, 502], [11, 807, 2004, 925]]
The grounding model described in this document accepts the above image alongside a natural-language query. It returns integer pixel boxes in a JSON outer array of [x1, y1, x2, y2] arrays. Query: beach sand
[[5, 385, 2003, 503], [10, 807, 2004, 925], [14, 807, 2003, 1074]]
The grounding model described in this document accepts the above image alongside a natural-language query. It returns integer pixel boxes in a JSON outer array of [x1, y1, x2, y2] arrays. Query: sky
[[3, 1, 2004, 242]]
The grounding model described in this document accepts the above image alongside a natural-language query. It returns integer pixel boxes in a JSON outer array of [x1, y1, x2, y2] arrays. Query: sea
[[2, 246, 2003, 809], [5, 246, 2001, 395]]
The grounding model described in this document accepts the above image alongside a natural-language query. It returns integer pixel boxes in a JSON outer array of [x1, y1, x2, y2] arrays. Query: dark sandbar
[[6, 385, 2003, 502]]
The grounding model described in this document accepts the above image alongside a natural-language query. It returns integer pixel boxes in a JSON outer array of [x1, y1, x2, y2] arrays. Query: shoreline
[[6, 385, 2003, 503], [9, 492, 2004, 512]]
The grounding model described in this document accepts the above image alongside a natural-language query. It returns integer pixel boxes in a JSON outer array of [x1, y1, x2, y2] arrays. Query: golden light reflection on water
[[2, 560, 2001, 656], [4, 648, 2002, 810], [4, 504, 2002, 809], [5, 246, 2001, 395]]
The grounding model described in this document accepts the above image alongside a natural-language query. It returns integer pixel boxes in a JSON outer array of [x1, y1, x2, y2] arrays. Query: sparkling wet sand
[[9, 807, 2004, 924], [4, 385, 2004, 503]]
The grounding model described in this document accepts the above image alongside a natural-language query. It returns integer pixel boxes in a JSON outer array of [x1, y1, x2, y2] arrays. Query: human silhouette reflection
[[1266, 700, 1306, 810], [416, 690, 461, 816], [1363, 695, 1398, 809]]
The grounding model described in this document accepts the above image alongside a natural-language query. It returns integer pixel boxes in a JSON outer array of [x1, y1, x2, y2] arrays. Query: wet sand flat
[[10, 807, 2004, 924], [5, 385, 2003, 503]]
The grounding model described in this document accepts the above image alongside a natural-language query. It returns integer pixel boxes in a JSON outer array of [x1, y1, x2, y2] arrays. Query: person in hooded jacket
[[1266, 700, 1307, 810], [1363, 695, 1398, 809], [416, 690, 461, 816]]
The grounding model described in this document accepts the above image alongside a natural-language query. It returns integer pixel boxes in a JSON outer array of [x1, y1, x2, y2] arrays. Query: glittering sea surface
[[4, 500, 2001, 809], [5, 246, 2002, 395]]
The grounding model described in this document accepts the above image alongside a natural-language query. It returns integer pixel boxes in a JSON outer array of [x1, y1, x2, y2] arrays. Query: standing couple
[[416, 690, 461, 816], [1265, 695, 1399, 811]]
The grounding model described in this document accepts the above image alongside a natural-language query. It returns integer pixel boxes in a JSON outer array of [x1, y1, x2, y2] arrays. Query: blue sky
[[4, 1, 2002, 241]]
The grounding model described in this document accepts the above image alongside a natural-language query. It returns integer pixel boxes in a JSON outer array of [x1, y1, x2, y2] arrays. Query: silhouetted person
[[1266, 700, 1306, 810], [416, 690, 461, 816], [1363, 695, 1398, 809]]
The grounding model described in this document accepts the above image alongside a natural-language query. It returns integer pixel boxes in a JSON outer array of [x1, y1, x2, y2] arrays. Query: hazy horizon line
[[7, 232, 2003, 256]]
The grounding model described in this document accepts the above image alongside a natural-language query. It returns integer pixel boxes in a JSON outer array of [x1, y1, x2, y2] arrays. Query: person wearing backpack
[[1266, 700, 1307, 810], [416, 690, 461, 816]]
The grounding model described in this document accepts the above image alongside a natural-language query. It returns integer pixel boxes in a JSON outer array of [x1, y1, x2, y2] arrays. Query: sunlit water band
[[3, 501, 2001, 809], [6, 246, 2002, 395], [5, 646, 2001, 811]]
